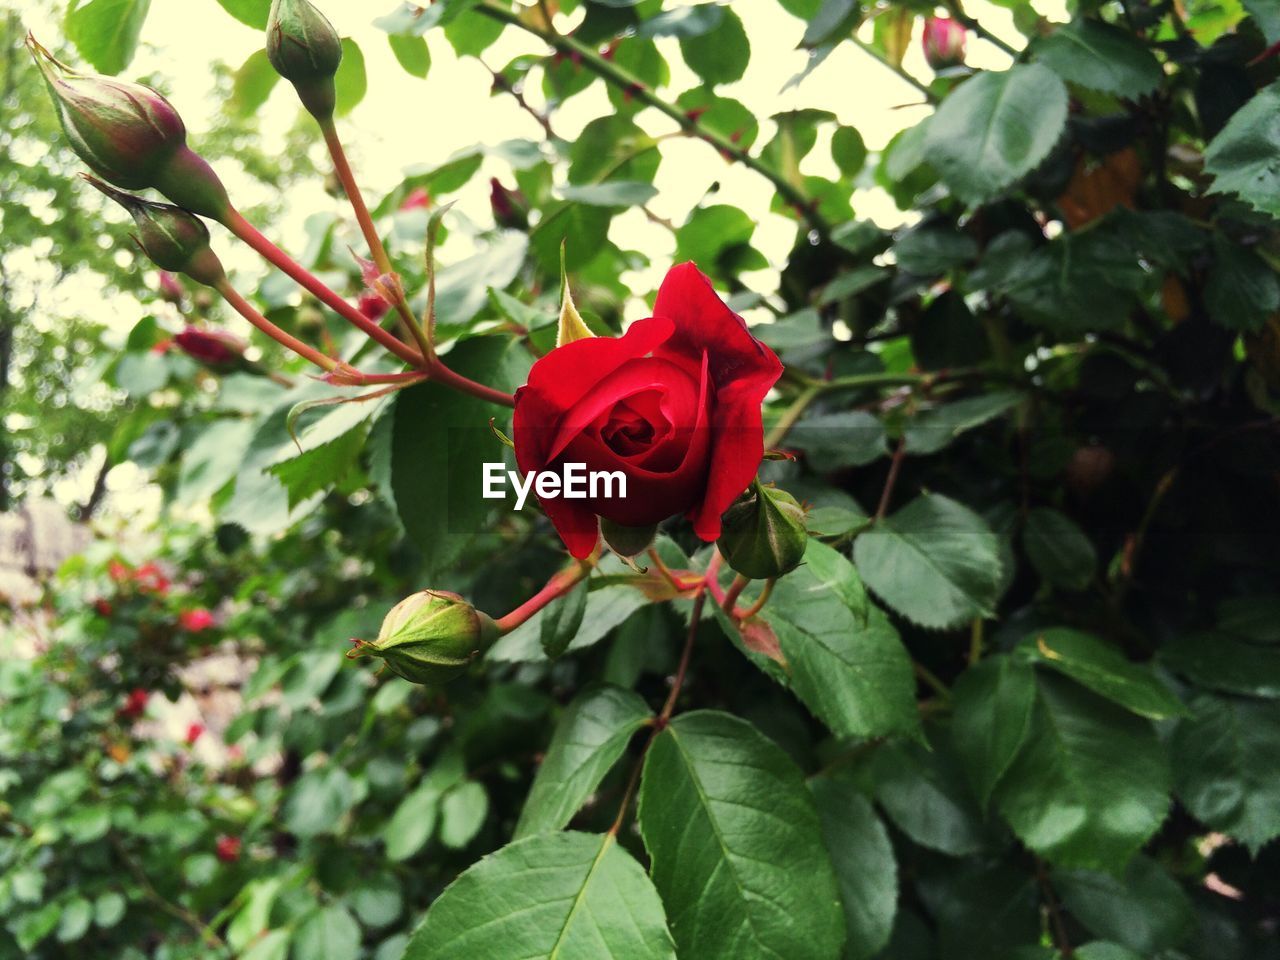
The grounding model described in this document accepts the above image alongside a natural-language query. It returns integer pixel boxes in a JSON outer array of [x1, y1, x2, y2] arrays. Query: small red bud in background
[[215, 835, 242, 863], [120, 688, 150, 719], [157, 270, 186, 304], [922, 16, 967, 70], [358, 291, 389, 321], [179, 608, 216, 632], [133, 562, 171, 596], [174, 326, 247, 369], [400, 187, 431, 211], [94, 598, 114, 617], [489, 178, 529, 231], [108, 559, 130, 583], [185, 723, 204, 745]]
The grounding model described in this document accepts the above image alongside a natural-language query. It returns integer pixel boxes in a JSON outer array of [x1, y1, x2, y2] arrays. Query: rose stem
[[317, 117, 436, 362], [875, 437, 908, 520], [493, 561, 592, 633], [476, 0, 831, 240], [721, 574, 750, 616], [645, 547, 702, 593], [213, 279, 337, 372], [736, 578, 775, 620], [221, 207, 424, 366], [221, 208, 515, 407]]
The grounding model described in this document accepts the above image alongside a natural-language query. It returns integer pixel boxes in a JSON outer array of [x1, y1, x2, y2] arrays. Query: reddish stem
[[215, 280, 337, 372], [221, 207, 425, 367], [426, 356, 516, 408], [494, 562, 591, 633], [876, 437, 908, 520], [721, 574, 749, 616]]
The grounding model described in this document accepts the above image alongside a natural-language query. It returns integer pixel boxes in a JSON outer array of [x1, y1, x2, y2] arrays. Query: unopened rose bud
[[28, 35, 230, 218], [717, 481, 808, 580], [174, 326, 247, 368], [215, 835, 242, 863], [922, 16, 966, 70], [600, 518, 656, 558], [347, 590, 498, 686], [157, 270, 186, 304], [400, 187, 430, 211], [489, 178, 529, 230], [266, 0, 343, 121], [84, 176, 226, 287]]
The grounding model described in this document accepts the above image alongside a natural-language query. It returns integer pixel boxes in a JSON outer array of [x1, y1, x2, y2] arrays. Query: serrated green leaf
[[1170, 693, 1280, 853], [951, 655, 1037, 805], [811, 778, 897, 960], [679, 6, 749, 84], [791, 411, 888, 469], [293, 906, 360, 960], [638, 711, 845, 960], [995, 674, 1170, 870], [516, 685, 653, 839], [65, 0, 151, 75], [903, 391, 1021, 455], [1055, 856, 1194, 955], [405, 832, 676, 959], [1204, 81, 1280, 218], [1033, 20, 1162, 96], [1161, 630, 1280, 698], [1023, 507, 1097, 591], [854, 493, 1004, 630], [924, 64, 1069, 205], [540, 577, 589, 659], [1027, 628, 1187, 719]]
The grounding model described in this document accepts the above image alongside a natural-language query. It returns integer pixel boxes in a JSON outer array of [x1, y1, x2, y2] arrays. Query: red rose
[[132, 562, 170, 596], [513, 263, 783, 558], [185, 722, 204, 745], [215, 835, 241, 863], [179, 608, 216, 631], [120, 688, 150, 719]]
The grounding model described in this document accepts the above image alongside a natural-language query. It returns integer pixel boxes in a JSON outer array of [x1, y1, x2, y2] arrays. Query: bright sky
[[12, 0, 1064, 518]]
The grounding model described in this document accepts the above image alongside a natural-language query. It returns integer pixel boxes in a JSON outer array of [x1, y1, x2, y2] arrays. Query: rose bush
[[513, 262, 782, 558]]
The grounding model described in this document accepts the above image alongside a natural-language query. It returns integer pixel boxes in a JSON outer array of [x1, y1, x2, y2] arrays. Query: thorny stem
[[221, 207, 425, 366], [319, 118, 435, 361], [494, 561, 592, 633], [477, 0, 831, 240]]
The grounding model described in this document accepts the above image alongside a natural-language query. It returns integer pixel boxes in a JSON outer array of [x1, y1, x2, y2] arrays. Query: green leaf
[[515, 685, 653, 840], [1204, 237, 1280, 333], [810, 778, 897, 960], [215, 0, 270, 28], [637, 4, 724, 38], [389, 34, 431, 78], [558, 181, 659, 207], [334, 39, 367, 117], [404, 831, 676, 959], [56, 898, 92, 943], [903, 391, 1020, 455], [268, 417, 369, 510], [638, 711, 845, 960], [65, 0, 151, 75], [390, 338, 513, 575], [854, 493, 1004, 630], [241, 930, 291, 960], [994, 674, 1170, 870], [1022, 508, 1097, 591], [1204, 80, 1280, 218], [1217, 594, 1280, 643], [832, 125, 868, 178], [924, 64, 1069, 205], [383, 783, 439, 862], [1032, 20, 1162, 96], [765, 548, 918, 740], [443, 10, 504, 56], [230, 49, 280, 117], [540, 577, 590, 659], [1170, 694, 1280, 853], [439, 781, 488, 849], [283, 767, 355, 838], [94, 891, 126, 928], [1026, 628, 1187, 719], [1074, 944, 1145, 960], [674, 205, 766, 277], [293, 906, 361, 960], [1054, 856, 1194, 955], [892, 224, 978, 276], [679, 7, 749, 84], [871, 731, 997, 856], [791, 411, 888, 469], [489, 576, 650, 663], [951, 655, 1037, 805], [351, 875, 403, 929], [1161, 630, 1280, 698]]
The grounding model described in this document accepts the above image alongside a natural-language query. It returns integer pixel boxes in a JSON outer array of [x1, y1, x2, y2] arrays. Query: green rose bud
[[347, 590, 498, 686], [83, 176, 226, 287], [266, 0, 343, 121], [599, 518, 657, 559], [27, 34, 230, 219], [717, 480, 809, 580]]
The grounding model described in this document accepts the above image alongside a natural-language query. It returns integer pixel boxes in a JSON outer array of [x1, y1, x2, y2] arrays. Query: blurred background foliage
[[2, 0, 1280, 958]]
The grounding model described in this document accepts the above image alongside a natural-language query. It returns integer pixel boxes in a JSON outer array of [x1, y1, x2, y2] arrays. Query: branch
[[477, 1, 832, 239]]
